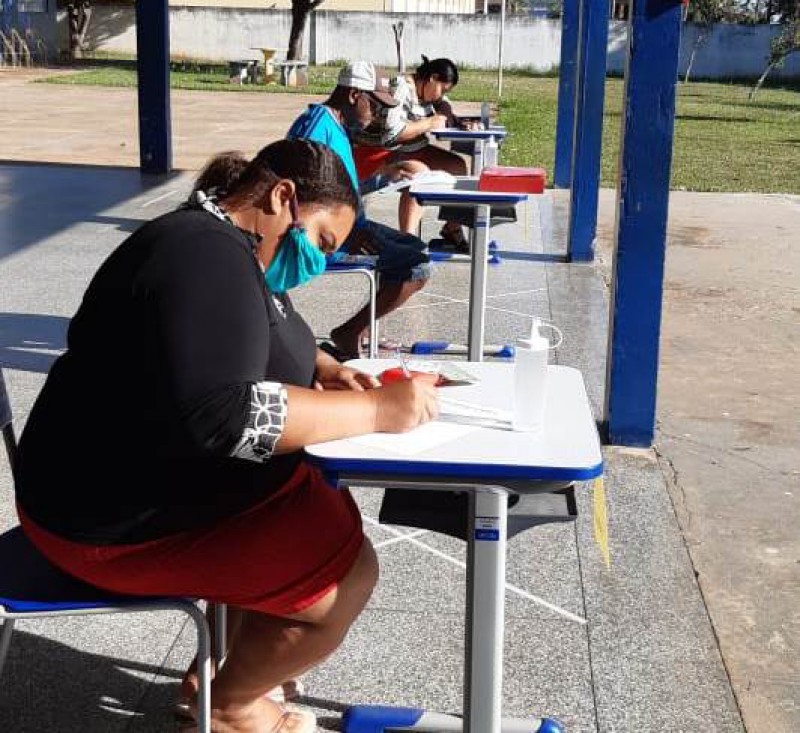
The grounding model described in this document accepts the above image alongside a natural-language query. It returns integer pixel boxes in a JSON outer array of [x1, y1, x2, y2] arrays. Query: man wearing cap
[[287, 61, 431, 361]]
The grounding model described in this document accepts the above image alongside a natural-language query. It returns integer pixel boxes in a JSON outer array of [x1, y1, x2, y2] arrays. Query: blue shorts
[[338, 219, 430, 284]]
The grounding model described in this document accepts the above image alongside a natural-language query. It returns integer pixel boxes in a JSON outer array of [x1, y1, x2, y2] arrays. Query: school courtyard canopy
[[134, 0, 685, 449]]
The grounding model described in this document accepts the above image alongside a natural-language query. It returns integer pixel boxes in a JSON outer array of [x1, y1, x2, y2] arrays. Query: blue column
[[605, 0, 684, 446], [553, 0, 579, 188], [566, 0, 610, 262], [135, 0, 172, 174]]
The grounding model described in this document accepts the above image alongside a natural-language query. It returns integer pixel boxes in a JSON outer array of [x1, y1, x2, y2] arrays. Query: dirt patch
[[668, 225, 719, 248]]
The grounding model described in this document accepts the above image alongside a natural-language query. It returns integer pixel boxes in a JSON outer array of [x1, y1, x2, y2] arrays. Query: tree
[[683, 0, 736, 82], [392, 21, 405, 73], [60, 0, 92, 61], [749, 14, 800, 98], [287, 0, 324, 61]]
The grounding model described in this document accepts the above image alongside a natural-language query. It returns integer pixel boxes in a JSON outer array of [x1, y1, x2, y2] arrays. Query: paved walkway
[[595, 190, 800, 733], [1, 69, 798, 732]]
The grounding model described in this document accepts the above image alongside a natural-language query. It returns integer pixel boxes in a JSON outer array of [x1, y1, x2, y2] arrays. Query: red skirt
[[18, 462, 364, 616], [353, 145, 393, 181]]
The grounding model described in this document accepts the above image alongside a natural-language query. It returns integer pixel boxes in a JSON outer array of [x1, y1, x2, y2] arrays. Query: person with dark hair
[[14, 138, 439, 733], [288, 61, 433, 360], [353, 55, 473, 251], [192, 150, 249, 198]]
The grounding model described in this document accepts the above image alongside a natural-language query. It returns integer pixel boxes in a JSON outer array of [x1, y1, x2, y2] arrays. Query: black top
[[15, 209, 317, 545]]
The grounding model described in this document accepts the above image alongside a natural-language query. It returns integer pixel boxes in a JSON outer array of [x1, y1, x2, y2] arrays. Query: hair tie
[[290, 196, 301, 228]]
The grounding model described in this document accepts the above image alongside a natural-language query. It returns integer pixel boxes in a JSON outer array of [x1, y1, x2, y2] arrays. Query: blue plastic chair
[[323, 255, 379, 358], [0, 367, 213, 732]]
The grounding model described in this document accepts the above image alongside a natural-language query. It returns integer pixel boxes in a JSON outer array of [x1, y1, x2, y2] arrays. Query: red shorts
[[353, 145, 393, 181], [18, 462, 364, 616]]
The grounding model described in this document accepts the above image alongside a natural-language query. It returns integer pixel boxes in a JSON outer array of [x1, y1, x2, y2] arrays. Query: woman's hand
[[374, 379, 439, 433], [427, 114, 449, 132], [315, 348, 380, 391], [315, 363, 380, 391]]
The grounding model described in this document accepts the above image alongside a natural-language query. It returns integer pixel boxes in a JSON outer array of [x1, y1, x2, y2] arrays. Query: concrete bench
[[274, 59, 308, 87], [228, 59, 259, 85]]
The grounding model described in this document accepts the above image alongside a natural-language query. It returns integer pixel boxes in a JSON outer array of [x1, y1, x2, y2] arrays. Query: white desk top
[[305, 361, 603, 482], [409, 176, 529, 207], [431, 127, 508, 140]]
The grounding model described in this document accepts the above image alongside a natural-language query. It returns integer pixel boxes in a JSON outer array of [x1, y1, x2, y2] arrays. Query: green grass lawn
[[40, 64, 800, 193]]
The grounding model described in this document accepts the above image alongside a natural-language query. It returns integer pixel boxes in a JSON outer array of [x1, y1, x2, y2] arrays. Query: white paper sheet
[[351, 420, 477, 456]]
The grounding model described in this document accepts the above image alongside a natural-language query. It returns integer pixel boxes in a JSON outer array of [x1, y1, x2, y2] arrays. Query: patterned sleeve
[[229, 381, 288, 462], [382, 104, 409, 146]]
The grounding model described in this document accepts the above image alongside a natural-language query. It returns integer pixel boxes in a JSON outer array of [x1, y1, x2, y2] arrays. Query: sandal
[[438, 224, 470, 254], [268, 709, 317, 733], [179, 708, 316, 733], [318, 341, 356, 363], [377, 335, 403, 352], [174, 680, 305, 722]]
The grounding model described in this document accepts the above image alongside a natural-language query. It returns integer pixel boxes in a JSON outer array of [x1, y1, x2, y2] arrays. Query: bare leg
[[189, 540, 379, 732], [383, 160, 428, 234], [393, 144, 468, 177], [398, 190, 424, 234], [181, 605, 245, 700], [392, 146, 468, 240], [331, 278, 428, 358]]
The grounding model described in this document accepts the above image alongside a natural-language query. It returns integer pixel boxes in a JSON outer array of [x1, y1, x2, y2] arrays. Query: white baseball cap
[[337, 61, 398, 107]]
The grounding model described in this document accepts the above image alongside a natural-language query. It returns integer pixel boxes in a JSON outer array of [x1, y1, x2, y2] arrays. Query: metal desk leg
[[464, 488, 508, 732], [341, 482, 558, 733], [467, 204, 491, 362]]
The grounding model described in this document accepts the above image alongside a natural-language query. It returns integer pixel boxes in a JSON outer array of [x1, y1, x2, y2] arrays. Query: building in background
[[173, 0, 475, 13]]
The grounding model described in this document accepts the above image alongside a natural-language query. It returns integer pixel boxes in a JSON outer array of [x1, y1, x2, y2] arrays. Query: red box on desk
[[478, 166, 547, 194]]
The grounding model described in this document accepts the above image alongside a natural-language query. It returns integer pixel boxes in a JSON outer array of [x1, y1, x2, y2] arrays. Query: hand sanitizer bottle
[[512, 318, 549, 433]]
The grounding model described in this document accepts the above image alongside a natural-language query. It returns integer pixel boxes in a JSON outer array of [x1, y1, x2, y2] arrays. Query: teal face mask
[[264, 199, 326, 293]]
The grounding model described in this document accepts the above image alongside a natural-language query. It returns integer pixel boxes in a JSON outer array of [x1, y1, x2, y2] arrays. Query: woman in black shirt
[[15, 139, 438, 733]]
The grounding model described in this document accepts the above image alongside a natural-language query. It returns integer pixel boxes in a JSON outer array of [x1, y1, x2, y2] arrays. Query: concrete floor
[[0, 69, 798, 732], [595, 190, 800, 733]]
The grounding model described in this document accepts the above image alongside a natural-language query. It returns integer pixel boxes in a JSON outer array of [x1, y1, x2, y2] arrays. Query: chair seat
[[324, 262, 376, 272], [0, 525, 174, 614], [325, 254, 378, 271]]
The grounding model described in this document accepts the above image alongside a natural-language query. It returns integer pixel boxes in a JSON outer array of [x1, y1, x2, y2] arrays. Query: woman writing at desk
[[14, 139, 439, 733]]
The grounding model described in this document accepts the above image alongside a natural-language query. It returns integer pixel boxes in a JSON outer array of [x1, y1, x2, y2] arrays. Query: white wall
[[52, 7, 800, 80], [312, 12, 562, 70]]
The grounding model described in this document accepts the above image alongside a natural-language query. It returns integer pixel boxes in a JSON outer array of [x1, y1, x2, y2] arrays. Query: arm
[[277, 378, 437, 453], [391, 114, 448, 143], [314, 347, 381, 391]]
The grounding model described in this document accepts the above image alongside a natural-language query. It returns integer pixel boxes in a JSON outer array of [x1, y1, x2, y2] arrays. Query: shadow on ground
[[0, 312, 69, 373], [0, 629, 182, 732], [0, 163, 176, 260]]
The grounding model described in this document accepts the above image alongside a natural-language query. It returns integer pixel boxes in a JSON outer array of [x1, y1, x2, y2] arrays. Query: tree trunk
[[67, 2, 92, 61], [749, 60, 777, 100], [287, 6, 308, 60], [683, 28, 707, 84], [392, 22, 405, 73], [78, 5, 92, 49]]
